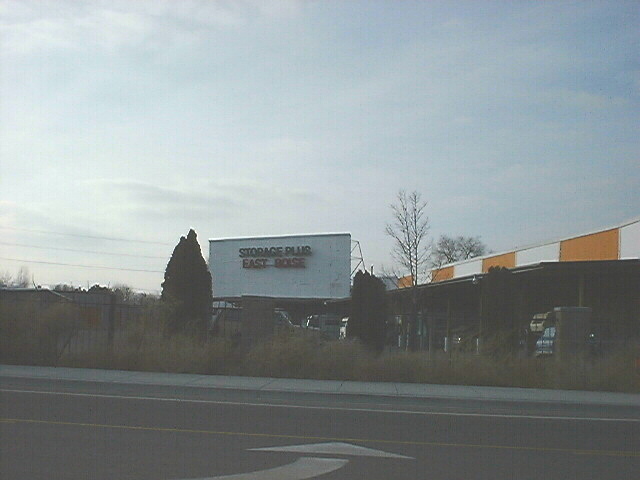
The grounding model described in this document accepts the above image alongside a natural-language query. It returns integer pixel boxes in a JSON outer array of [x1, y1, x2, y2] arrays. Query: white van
[[305, 314, 341, 339]]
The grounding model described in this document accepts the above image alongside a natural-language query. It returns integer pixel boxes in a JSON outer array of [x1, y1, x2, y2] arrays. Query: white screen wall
[[209, 233, 351, 299]]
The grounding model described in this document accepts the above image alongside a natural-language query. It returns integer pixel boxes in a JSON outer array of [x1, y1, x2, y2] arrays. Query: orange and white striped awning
[[430, 217, 640, 283]]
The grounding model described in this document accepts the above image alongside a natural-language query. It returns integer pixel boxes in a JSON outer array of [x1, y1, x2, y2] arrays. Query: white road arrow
[[197, 456, 348, 480], [182, 442, 412, 480], [249, 441, 413, 459]]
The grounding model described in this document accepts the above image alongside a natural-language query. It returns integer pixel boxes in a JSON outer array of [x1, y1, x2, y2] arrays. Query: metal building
[[385, 218, 640, 351]]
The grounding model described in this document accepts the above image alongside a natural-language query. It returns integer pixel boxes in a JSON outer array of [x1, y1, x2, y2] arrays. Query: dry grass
[[59, 335, 238, 375], [0, 300, 78, 365], [239, 334, 372, 380], [2, 302, 639, 392]]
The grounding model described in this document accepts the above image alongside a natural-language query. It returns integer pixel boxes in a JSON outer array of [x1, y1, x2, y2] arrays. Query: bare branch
[[385, 190, 431, 286], [432, 234, 487, 268]]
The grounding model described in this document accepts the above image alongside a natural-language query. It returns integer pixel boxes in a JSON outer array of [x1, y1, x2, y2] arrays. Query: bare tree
[[432, 235, 487, 268], [112, 284, 136, 303], [0, 271, 12, 287], [0, 267, 32, 288], [432, 235, 459, 265], [385, 190, 431, 287], [385, 190, 431, 351], [14, 266, 31, 288], [457, 236, 486, 259]]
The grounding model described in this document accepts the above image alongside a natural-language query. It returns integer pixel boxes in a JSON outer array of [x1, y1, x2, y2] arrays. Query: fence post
[[107, 293, 116, 352], [428, 316, 433, 360], [445, 296, 451, 356]]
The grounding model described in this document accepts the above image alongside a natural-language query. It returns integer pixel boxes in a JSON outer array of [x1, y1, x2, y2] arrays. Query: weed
[[3, 300, 638, 392]]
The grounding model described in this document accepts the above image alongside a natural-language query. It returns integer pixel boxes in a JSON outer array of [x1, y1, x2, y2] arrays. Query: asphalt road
[[1, 372, 638, 479]]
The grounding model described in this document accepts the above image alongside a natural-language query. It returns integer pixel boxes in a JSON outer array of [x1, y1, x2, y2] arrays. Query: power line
[[0, 257, 164, 273], [0, 241, 167, 260], [0, 226, 173, 246]]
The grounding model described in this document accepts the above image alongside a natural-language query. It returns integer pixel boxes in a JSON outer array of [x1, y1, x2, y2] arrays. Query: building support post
[[477, 282, 483, 355]]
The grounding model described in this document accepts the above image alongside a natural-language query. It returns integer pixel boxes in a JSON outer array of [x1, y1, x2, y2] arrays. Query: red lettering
[[243, 257, 308, 269], [274, 257, 305, 268]]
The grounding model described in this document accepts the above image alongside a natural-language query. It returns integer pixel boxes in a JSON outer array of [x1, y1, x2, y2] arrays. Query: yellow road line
[[2, 417, 638, 458]]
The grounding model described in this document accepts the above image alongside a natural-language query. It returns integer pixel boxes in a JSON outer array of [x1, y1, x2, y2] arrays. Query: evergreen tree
[[348, 271, 387, 353], [161, 229, 213, 334]]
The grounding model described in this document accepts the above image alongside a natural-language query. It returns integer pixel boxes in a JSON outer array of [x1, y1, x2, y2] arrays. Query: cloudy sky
[[1, 0, 638, 292]]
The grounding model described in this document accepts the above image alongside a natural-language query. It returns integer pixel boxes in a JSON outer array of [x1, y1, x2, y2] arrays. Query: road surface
[[1, 366, 638, 479]]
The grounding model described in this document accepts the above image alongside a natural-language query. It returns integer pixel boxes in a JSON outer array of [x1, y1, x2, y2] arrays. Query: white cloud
[[83, 177, 320, 219], [0, 0, 302, 56], [1, 1, 637, 287]]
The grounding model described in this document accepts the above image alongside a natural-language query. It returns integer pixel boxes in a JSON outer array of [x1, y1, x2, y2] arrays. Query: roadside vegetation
[[0, 297, 79, 366], [1, 297, 638, 393]]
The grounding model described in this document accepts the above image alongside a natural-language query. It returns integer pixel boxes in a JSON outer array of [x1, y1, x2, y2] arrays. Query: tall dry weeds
[[3, 301, 638, 392], [0, 299, 78, 365]]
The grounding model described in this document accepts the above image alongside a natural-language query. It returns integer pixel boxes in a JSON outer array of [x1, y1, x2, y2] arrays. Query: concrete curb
[[1, 364, 639, 406]]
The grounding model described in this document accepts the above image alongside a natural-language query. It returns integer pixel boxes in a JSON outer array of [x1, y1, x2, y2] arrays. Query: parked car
[[305, 314, 341, 339], [209, 304, 242, 344]]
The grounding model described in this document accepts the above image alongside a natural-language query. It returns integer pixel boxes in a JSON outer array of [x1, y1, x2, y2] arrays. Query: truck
[[532, 307, 592, 358], [530, 311, 555, 333], [209, 302, 294, 344]]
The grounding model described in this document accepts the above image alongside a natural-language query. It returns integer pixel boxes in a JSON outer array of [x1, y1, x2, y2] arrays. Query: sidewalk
[[1, 364, 638, 406]]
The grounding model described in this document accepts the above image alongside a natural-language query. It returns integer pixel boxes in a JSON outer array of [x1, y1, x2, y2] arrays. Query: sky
[[1, 0, 638, 293]]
